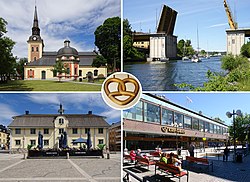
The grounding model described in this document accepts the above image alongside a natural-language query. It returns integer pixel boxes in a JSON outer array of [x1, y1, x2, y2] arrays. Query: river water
[[124, 57, 224, 91]]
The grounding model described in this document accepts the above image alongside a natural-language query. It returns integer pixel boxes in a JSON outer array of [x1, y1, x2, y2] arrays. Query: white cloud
[[0, 104, 19, 125], [99, 109, 121, 120], [208, 23, 228, 28], [0, 0, 120, 58]]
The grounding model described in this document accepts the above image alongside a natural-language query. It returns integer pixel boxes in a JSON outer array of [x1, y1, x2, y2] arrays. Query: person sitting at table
[[136, 149, 150, 160], [136, 149, 143, 157], [168, 152, 182, 170], [124, 148, 129, 156], [129, 150, 136, 163], [159, 152, 168, 164]]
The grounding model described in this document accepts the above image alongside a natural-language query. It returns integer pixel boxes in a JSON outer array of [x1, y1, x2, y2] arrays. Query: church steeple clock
[[27, 6, 44, 62]]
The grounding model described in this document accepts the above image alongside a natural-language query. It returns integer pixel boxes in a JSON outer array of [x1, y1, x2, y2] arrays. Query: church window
[[32, 47, 34, 52], [79, 70, 82, 76], [30, 140, 36, 146], [59, 118, 64, 125], [59, 128, 64, 134], [94, 70, 98, 76], [36, 47, 39, 52]]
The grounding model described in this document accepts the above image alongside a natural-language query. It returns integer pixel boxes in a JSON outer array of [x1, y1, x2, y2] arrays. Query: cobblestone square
[[0, 153, 121, 182]]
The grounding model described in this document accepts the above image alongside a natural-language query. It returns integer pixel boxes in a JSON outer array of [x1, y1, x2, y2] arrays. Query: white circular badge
[[101, 72, 142, 110]]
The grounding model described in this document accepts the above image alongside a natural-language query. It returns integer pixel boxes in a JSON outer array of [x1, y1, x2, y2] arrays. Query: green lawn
[[0, 80, 102, 91]]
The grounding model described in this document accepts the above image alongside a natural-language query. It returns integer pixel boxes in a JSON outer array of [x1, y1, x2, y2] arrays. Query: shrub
[[221, 55, 248, 71], [241, 42, 250, 58]]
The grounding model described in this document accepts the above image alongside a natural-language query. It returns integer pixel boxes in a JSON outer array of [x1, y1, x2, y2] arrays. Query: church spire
[[58, 104, 64, 115], [33, 6, 39, 28], [32, 6, 40, 36]]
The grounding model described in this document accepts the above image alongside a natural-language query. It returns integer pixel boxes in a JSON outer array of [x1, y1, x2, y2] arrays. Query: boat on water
[[192, 26, 202, 63], [182, 56, 190, 61], [191, 55, 201, 62], [148, 57, 169, 63], [206, 53, 210, 59], [159, 57, 169, 62]]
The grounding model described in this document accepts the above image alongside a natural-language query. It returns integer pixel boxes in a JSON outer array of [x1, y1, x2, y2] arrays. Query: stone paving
[[0, 153, 121, 182], [123, 152, 250, 182]]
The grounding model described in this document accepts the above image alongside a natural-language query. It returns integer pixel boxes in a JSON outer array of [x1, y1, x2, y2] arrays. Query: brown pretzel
[[104, 77, 139, 105]]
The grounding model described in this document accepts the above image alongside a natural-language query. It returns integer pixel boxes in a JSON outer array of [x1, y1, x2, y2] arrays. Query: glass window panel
[[144, 102, 160, 123], [218, 126, 222, 135], [124, 101, 143, 121], [162, 108, 173, 125], [210, 123, 214, 133], [199, 120, 204, 132], [184, 116, 192, 129], [192, 118, 199, 130], [214, 125, 218, 134], [205, 122, 210, 133], [174, 112, 183, 128]]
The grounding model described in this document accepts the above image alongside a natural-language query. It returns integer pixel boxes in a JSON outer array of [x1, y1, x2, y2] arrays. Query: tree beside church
[[0, 17, 16, 83]]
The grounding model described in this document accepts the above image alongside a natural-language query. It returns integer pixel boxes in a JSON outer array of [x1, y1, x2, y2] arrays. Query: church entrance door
[[41, 71, 46, 79]]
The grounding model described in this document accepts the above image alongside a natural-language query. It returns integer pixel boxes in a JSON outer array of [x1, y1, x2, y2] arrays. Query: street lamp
[[226, 109, 242, 162], [172, 122, 182, 154]]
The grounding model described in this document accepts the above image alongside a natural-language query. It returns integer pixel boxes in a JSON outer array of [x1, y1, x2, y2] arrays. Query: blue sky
[[0, 93, 121, 126], [0, 0, 120, 58], [124, 0, 250, 51], [159, 92, 250, 126]]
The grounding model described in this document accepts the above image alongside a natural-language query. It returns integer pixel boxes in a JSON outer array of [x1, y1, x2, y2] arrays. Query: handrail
[[123, 168, 146, 182]]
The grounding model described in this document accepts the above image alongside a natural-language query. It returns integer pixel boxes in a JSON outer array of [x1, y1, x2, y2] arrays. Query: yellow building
[[24, 6, 107, 80], [8, 105, 110, 152], [0, 125, 8, 149]]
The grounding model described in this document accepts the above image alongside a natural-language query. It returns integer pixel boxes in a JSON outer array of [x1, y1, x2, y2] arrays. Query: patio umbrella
[[87, 131, 92, 150], [63, 131, 68, 148], [40, 134, 43, 149], [59, 134, 64, 148], [72, 137, 88, 144], [38, 131, 43, 149]]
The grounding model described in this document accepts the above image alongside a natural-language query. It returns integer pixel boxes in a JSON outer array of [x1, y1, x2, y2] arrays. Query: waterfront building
[[0, 125, 9, 149], [123, 94, 229, 150], [132, 5, 178, 60], [24, 6, 107, 80], [109, 122, 121, 151], [8, 105, 110, 152], [226, 28, 250, 56]]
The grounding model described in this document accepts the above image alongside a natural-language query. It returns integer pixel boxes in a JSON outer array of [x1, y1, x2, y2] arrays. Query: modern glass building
[[123, 93, 229, 150]]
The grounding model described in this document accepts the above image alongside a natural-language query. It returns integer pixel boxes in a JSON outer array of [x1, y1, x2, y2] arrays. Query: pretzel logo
[[104, 76, 139, 106]]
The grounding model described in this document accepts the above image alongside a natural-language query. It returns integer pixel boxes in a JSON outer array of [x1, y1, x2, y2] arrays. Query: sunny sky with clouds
[[124, 0, 250, 52], [0, 0, 120, 59], [0, 93, 121, 126]]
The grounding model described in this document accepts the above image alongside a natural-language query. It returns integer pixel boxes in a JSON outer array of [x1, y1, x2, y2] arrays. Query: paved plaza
[[0, 152, 121, 182], [123, 150, 250, 182]]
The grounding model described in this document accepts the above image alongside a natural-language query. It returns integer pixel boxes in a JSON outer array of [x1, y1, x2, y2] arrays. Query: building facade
[[123, 94, 229, 150], [24, 6, 107, 80], [0, 125, 9, 149], [8, 106, 110, 151], [149, 34, 177, 60], [109, 122, 121, 151]]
